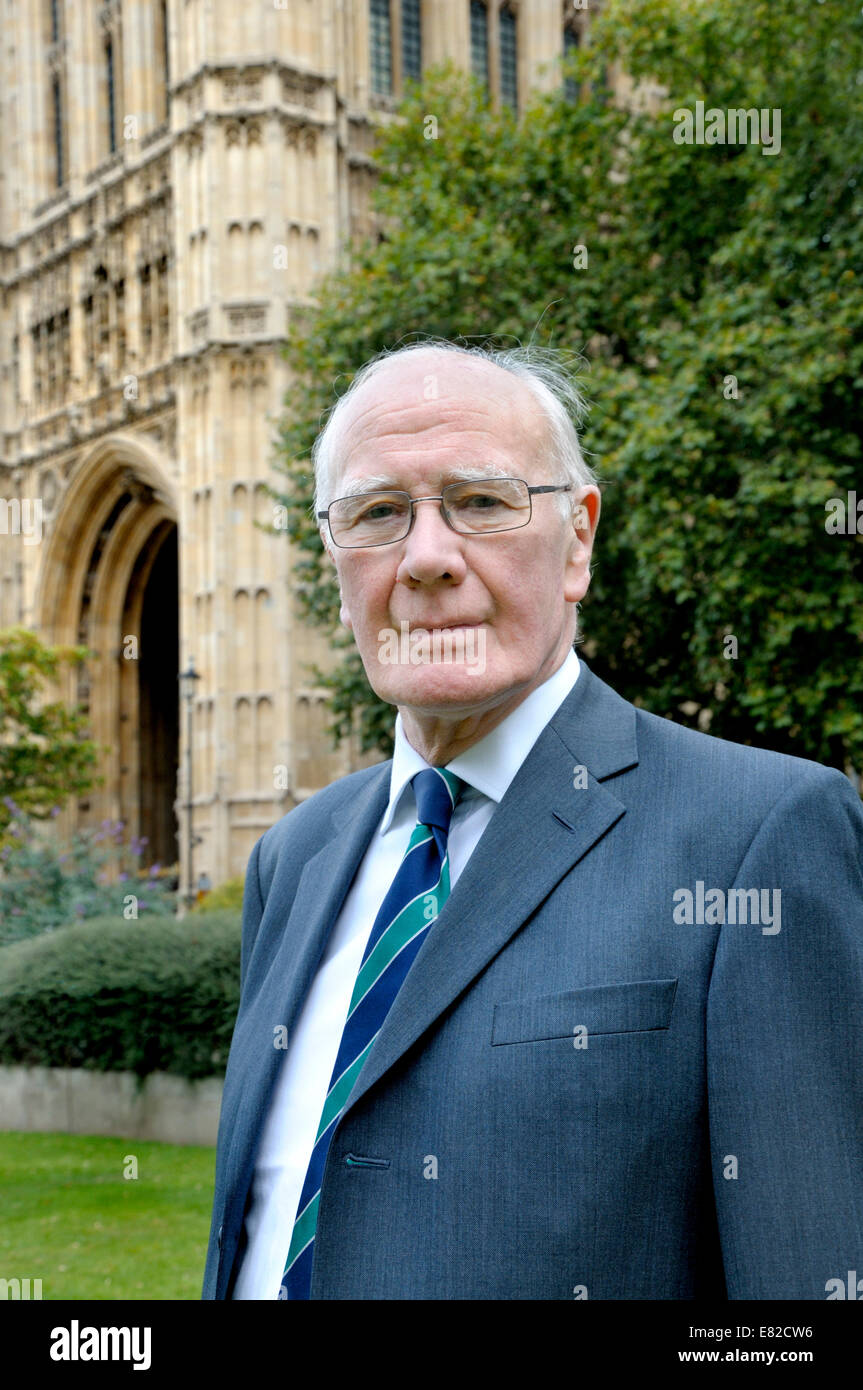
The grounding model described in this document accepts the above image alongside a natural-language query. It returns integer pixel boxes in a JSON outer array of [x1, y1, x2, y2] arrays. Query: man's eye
[[453, 491, 506, 510], [360, 503, 397, 521], [346, 498, 403, 524]]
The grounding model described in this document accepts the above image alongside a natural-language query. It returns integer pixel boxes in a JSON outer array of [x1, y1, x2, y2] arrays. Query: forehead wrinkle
[[353, 419, 518, 454], [337, 360, 545, 447], [338, 462, 517, 497], [342, 395, 525, 451], [342, 428, 539, 485]]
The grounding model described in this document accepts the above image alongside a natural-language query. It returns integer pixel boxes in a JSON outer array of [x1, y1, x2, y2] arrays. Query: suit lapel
[[338, 663, 639, 1119], [262, 765, 391, 1032], [224, 764, 391, 1189]]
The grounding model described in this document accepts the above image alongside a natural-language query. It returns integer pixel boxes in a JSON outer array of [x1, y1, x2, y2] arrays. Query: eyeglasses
[[317, 477, 573, 549]]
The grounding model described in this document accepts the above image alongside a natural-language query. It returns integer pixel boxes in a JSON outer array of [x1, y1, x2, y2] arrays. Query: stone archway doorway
[[36, 435, 181, 874], [127, 524, 180, 870]]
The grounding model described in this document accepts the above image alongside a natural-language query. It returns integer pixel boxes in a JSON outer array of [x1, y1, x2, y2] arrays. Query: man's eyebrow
[[337, 475, 401, 498], [336, 464, 514, 498]]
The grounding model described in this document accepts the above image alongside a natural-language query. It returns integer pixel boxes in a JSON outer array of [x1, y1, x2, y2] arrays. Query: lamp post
[[178, 657, 201, 908]]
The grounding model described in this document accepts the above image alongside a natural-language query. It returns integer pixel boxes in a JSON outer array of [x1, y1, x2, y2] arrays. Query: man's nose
[[396, 497, 467, 584]]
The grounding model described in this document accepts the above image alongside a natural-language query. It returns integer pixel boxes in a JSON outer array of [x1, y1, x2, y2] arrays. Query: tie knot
[[412, 767, 463, 834]]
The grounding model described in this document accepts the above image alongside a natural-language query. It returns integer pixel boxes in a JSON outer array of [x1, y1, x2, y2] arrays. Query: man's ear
[[563, 486, 601, 605], [573, 487, 601, 540]]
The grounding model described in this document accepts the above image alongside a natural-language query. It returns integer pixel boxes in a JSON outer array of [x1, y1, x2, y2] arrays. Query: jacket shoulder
[[633, 701, 851, 799], [254, 760, 390, 882]]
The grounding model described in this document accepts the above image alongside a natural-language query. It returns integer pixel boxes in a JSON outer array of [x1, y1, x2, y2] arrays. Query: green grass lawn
[[0, 1131, 217, 1300]]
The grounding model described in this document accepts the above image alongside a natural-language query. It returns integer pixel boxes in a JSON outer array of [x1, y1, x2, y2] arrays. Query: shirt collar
[[380, 649, 581, 833]]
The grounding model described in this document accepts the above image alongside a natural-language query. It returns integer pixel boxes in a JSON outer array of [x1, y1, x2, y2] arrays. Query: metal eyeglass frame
[[317, 479, 573, 549]]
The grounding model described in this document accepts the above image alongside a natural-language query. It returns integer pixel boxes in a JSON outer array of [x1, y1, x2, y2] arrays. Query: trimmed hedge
[[0, 910, 241, 1080]]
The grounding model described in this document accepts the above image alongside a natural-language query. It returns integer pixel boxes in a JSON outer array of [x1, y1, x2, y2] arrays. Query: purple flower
[[118, 871, 128, 882]]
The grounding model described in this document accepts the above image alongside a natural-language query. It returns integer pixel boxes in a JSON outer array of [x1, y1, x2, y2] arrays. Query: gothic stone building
[[0, 0, 597, 891]]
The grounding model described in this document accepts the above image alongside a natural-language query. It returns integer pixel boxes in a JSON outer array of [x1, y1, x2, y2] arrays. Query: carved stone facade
[[0, 0, 592, 889]]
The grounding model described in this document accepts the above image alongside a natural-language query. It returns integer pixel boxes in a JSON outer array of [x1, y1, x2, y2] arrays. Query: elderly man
[[203, 341, 863, 1301]]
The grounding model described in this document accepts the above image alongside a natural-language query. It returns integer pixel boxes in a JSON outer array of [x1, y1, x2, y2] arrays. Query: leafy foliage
[[0, 627, 100, 845], [272, 0, 863, 769], [0, 805, 175, 946]]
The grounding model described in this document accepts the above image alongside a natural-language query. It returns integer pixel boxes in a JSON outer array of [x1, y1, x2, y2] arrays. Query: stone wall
[[0, 1064, 223, 1146]]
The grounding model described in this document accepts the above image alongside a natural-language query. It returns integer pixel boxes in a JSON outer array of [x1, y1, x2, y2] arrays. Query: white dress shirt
[[231, 649, 581, 1298]]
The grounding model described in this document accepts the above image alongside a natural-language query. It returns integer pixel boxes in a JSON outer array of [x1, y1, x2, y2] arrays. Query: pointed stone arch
[[35, 432, 181, 867], [36, 432, 178, 645]]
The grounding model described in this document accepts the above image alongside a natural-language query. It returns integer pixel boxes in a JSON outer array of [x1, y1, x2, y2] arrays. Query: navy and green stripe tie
[[279, 766, 463, 1300]]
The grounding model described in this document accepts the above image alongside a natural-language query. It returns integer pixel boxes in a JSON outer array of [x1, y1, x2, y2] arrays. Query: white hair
[[312, 338, 597, 519]]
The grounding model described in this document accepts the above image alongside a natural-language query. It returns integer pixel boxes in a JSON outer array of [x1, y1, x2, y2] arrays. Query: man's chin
[[369, 663, 511, 718]]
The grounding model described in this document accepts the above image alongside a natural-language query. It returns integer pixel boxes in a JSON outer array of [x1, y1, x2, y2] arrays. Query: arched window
[[51, 74, 64, 185], [563, 2, 604, 105], [402, 0, 422, 83], [157, 0, 171, 123], [370, 0, 392, 96], [370, 1, 423, 98], [105, 37, 117, 153], [470, 1, 489, 89], [563, 15, 580, 103], [499, 3, 518, 111], [45, 1, 67, 188]]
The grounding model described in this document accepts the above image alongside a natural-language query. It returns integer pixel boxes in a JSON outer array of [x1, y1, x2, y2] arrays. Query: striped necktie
[[279, 765, 464, 1300]]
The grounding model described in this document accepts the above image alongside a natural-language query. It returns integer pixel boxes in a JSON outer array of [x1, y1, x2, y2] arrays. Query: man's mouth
[[402, 621, 484, 631], [378, 619, 489, 674]]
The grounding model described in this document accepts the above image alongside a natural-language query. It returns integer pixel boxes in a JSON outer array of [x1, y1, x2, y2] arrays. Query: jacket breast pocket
[[491, 978, 678, 1046]]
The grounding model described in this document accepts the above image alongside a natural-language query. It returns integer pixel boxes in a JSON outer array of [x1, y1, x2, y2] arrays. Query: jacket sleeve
[[239, 833, 265, 996], [707, 766, 863, 1298], [201, 834, 266, 1300]]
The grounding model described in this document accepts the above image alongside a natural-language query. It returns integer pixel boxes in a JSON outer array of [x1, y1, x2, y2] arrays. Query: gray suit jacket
[[202, 662, 863, 1299]]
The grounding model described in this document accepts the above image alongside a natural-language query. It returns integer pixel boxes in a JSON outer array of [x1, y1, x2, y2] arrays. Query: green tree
[[272, 0, 863, 771], [0, 627, 100, 846]]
